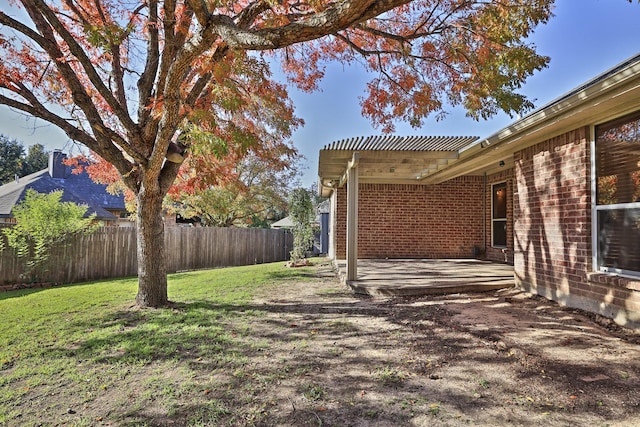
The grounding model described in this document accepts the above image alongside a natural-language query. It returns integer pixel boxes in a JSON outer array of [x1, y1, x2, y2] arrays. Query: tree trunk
[[135, 185, 168, 307]]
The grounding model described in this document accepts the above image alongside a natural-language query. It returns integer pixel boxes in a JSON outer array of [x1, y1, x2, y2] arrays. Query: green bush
[[1, 189, 98, 282], [288, 188, 314, 264]]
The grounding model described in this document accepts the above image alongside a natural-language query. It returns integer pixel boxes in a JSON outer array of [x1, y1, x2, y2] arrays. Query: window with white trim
[[594, 111, 640, 275], [492, 182, 507, 248]]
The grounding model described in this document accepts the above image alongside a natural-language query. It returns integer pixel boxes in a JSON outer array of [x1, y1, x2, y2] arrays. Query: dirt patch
[[6, 261, 639, 426], [244, 261, 640, 426]]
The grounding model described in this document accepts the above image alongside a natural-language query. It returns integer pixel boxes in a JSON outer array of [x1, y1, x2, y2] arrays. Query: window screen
[[595, 111, 640, 274]]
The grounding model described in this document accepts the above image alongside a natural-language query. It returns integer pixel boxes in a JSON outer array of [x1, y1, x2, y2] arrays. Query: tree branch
[[234, 1, 272, 29], [2, 3, 148, 170], [138, 0, 160, 127], [29, 0, 141, 144], [147, 0, 196, 162], [186, 0, 210, 24], [0, 90, 135, 183], [207, 0, 414, 50]]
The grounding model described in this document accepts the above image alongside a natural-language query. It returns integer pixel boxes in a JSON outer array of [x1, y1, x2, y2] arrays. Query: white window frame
[[491, 181, 507, 248], [591, 114, 640, 278]]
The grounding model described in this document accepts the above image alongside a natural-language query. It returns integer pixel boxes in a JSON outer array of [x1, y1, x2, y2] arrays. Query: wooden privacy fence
[[0, 226, 292, 285]]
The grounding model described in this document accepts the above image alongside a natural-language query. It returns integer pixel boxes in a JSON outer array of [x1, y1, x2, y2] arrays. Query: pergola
[[317, 135, 482, 281], [318, 55, 640, 283]]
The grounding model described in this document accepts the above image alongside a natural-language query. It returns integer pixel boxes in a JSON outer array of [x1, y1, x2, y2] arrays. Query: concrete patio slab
[[334, 258, 515, 296]]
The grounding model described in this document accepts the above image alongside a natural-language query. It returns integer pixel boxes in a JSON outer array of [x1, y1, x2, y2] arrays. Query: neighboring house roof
[[0, 152, 126, 221], [271, 216, 293, 229], [318, 52, 640, 195], [0, 170, 48, 217], [271, 206, 327, 229]]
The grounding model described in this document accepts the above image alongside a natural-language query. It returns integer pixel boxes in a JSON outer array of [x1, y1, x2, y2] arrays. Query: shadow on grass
[[266, 269, 318, 280], [0, 276, 138, 302], [5, 261, 635, 425], [34, 285, 640, 426]]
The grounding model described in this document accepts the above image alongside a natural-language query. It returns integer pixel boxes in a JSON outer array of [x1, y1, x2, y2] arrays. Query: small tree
[[0, 138, 50, 183], [1, 189, 98, 282], [21, 144, 49, 176], [0, 135, 25, 184], [166, 150, 302, 228], [288, 188, 315, 265]]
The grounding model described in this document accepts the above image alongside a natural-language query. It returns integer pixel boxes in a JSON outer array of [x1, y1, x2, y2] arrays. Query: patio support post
[[346, 152, 359, 281]]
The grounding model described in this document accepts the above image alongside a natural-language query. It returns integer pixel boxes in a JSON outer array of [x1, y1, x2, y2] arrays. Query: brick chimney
[[48, 150, 67, 179]]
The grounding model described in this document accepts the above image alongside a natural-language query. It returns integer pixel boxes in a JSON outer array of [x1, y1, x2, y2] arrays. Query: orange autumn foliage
[[0, 0, 554, 306]]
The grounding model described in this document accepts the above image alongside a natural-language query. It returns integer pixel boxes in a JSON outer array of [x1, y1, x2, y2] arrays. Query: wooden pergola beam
[[345, 152, 359, 282]]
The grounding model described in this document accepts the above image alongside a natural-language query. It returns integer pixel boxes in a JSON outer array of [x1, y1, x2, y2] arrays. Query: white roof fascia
[[422, 54, 640, 184]]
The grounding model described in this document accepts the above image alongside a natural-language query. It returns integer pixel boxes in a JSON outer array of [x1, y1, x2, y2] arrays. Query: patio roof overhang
[[318, 53, 640, 197], [318, 135, 479, 197]]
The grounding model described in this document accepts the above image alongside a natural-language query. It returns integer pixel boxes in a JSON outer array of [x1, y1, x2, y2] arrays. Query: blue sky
[[1, 0, 639, 188]]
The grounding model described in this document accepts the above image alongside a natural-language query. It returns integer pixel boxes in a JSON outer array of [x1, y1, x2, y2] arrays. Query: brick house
[[318, 53, 640, 329]]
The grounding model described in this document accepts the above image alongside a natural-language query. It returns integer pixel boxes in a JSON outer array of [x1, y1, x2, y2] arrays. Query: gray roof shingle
[[0, 163, 125, 221]]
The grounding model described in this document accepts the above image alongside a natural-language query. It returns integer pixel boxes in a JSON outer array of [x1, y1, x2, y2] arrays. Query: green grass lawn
[[0, 261, 316, 426], [3, 259, 638, 427]]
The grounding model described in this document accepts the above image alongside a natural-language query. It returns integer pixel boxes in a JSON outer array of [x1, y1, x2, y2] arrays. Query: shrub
[[1, 189, 99, 282], [288, 188, 314, 264]]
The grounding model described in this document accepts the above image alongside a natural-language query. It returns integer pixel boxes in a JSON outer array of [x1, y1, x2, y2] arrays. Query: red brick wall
[[485, 169, 514, 264], [334, 177, 484, 259], [513, 127, 640, 329], [513, 127, 591, 292]]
